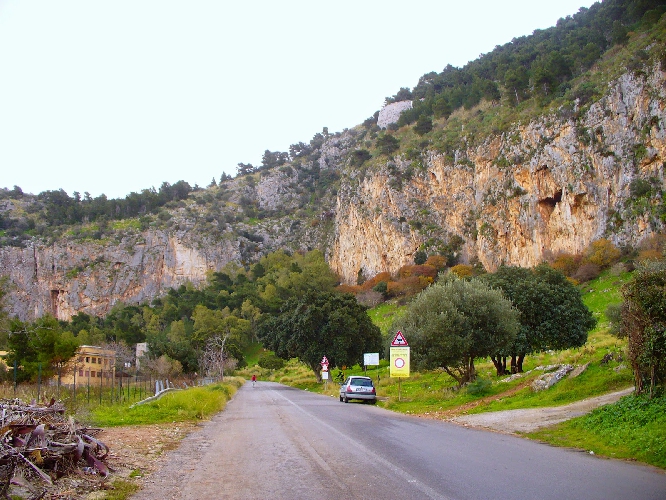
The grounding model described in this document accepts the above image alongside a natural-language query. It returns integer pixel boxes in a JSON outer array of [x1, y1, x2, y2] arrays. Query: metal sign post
[[320, 356, 329, 390]]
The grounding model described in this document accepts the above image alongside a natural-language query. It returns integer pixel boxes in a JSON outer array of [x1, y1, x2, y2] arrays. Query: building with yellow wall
[[60, 345, 116, 387]]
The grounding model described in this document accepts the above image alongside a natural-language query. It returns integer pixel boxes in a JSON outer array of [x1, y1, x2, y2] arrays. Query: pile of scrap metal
[[0, 398, 110, 499]]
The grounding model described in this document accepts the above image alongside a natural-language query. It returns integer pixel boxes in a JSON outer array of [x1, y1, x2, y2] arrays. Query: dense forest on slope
[[387, 0, 666, 122]]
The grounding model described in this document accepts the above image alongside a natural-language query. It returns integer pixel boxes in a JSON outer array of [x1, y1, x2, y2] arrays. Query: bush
[[356, 290, 384, 307], [372, 281, 388, 296], [424, 255, 447, 270], [551, 252, 581, 277], [398, 265, 437, 280], [466, 378, 492, 396], [258, 352, 285, 370], [449, 264, 474, 278], [572, 262, 601, 283], [585, 239, 621, 268], [387, 276, 430, 298]]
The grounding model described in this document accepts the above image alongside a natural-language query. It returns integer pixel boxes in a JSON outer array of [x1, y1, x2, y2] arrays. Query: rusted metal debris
[[0, 398, 110, 499]]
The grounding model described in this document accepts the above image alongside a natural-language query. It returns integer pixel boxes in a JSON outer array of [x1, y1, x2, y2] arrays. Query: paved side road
[[131, 382, 666, 500]]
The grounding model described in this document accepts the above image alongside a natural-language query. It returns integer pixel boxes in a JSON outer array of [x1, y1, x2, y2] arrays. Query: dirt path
[[450, 387, 634, 433]]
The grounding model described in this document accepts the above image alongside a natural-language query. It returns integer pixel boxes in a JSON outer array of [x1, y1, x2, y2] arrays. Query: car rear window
[[351, 378, 373, 387]]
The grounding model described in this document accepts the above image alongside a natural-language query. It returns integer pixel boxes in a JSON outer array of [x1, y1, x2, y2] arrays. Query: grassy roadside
[[88, 377, 243, 427], [527, 394, 666, 468], [85, 378, 243, 500]]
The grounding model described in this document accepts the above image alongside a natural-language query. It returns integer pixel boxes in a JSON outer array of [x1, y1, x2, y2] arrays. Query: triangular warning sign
[[391, 330, 408, 346]]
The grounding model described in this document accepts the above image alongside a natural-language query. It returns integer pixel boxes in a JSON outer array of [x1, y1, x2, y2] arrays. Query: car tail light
[[346, 386, 353, 393], [371, 387, 376, 394]]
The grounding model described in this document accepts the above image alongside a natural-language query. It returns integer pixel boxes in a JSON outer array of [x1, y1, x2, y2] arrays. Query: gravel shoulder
[[450, 387, 634, 433]]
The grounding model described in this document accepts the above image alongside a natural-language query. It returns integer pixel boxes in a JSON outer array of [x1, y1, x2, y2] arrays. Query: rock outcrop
[[377, 101, 413, 129], [1, 68, 664, 321], [329, 69, 666, 282]]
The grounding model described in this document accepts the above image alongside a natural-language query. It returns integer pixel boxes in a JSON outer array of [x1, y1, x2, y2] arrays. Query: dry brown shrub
[[585, 238, 621, 268], [356, 290, 384, 307], [572, 262, 601, 283], [424, 255, 447, 270], [398, 264, 437, 279], [637, 249, 663, 262], [360, 271, 393, 291], [387, 276, 430, 298], [551, 252, 582, 277], [336, 283, 361, 294], [449, 264, 474, 278]]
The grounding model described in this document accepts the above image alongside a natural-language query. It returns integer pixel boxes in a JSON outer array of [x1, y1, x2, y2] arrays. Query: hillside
[[1, 0, 665, 321]]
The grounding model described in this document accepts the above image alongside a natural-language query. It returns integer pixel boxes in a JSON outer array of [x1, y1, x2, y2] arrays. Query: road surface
[[131, 382, 666, 500]]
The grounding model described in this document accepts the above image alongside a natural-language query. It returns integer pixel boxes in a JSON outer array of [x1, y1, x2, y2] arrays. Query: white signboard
[[364, 352, 380, 366], [322, 371, 329, 380]]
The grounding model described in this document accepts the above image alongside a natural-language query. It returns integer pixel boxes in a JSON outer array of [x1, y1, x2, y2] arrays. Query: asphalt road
[[132, 382, 666, 500]]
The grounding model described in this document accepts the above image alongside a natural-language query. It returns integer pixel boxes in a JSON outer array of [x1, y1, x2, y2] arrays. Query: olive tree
[[481, 264, 596, 374], [392, 277, 519, 386]]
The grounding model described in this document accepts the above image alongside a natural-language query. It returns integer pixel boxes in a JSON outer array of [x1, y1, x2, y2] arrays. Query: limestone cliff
[[329, 69, 666, 282], [1, 68, 664, 321]]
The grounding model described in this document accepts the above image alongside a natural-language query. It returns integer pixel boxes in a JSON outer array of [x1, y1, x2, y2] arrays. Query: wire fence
[[0, 371, 190, 413]]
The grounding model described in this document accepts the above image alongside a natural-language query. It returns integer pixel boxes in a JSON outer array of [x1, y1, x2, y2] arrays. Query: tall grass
[[89, 378, 242, 427]]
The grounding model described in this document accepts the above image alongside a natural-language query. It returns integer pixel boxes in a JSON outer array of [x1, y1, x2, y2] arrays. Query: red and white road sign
[[391, 331, 408, 347], [320, 356, 329, 371]]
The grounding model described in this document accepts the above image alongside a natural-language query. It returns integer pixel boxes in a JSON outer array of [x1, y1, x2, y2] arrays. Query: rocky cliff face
[[1, 68, 664, 321], [329, 69, 666, 282]]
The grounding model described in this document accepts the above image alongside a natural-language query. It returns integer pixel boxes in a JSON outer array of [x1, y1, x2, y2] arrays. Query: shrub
[[258, 352, 285, 370], [424, 255, 447, 270], [466, 377, 492, 395], [356, 290, 384, 308], [414, 250, 427, 265], [387, 276, 430, 298], [551, 252, 581, 277], [572, 262, 601, 282], [361, 272, 393, 292], [585, 238, 621, 268], [372, 281, 388, 296], [398, 265, 437, 280], [449, 264, 474, 278]]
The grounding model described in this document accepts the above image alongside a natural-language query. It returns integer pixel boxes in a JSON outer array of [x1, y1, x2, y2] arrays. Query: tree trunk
[[491, 356, 508, 376], [313, 365, 322, 383], [510, 355, 518, 374], [516, 354, 525, 373], [468, 357, 476, 382]]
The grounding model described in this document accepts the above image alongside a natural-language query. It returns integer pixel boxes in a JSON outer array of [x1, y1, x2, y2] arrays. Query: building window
[[85, 370, 90, 377], [79, 369, 83, 377], [85, 357, 90, 363]]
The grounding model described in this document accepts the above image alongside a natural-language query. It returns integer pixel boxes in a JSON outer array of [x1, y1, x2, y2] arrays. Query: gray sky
[[0, 0, 596, 199]]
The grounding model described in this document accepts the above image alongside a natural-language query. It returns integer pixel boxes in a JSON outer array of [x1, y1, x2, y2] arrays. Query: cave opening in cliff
[[539, 189, 562, 210]]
